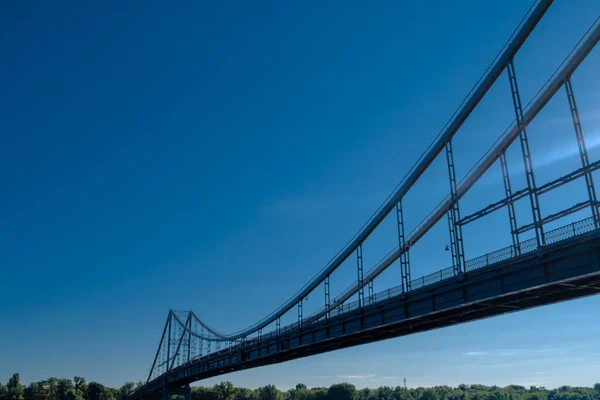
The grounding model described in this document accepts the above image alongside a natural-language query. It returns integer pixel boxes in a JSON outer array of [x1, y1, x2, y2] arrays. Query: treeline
[[0, 374, 141, 400], [2, 374, 600, 400]]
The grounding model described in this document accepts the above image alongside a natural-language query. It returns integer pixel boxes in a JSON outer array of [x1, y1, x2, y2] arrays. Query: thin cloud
[[336, 374, 397, 383], [464, 351, 491, 356], [337, 374, 376, 380], [463, 349, 521, 357]]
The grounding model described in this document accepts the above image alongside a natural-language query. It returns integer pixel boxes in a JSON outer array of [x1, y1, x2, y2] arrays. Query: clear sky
[[2, 0, 600, 391]]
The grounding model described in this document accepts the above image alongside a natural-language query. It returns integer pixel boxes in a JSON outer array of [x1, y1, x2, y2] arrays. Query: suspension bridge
[[132, 1, 600, 399]]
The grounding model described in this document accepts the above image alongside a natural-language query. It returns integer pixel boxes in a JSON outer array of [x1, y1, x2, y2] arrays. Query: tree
[[46, 378, 59, 400], [419, 390, 439, 400], [66, 389, 84, 400], [192, 387, 218, 400], [214, 382, 234, 400], [73, 378, 87, 400], [73, 379, 86, 391], [118, 383, 135, 400], [7, 373, 24, 400], [356, 389, 373, 400], [87, 382, 104, 400], [309, 388, 328, 400], [56, 379, 73, 400], [327, 384, 356, 400], [233, 388, 256, 400], [24, 382, 46, 400], [288, 384, 316, 400], [377, 387, 394, 400], [257, 386, 282, 400], [1, 383, 7, 400]]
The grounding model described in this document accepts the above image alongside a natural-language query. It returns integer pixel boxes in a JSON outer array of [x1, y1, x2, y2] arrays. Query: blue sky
[[2, 0, 600, 390]]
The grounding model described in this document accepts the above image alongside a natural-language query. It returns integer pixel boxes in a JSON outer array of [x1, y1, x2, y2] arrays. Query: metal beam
[[396, 201, 411, 292], [147, 312, 171, 383], [515, 200, 595, 235], [445, 140, 465, 273], [507, 60, 545, 246], [166, 311, 172, 371], [565, 78, 600, 228], [187, 312, 191, 363], [324, 276, 330, 318], [461, 159, 600, 225], [357, 244, 364, 307], [500, 152, 520, 254]]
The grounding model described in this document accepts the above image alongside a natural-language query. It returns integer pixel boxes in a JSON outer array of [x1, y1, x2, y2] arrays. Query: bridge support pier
[[162, 382, 191, 400]]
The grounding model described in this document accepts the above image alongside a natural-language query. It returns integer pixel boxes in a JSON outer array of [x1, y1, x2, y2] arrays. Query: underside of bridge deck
[[135, 231, 600, 399]]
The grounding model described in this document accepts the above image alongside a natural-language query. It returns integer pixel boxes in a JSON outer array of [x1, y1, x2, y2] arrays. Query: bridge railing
[[545, 217, 595, 245], [142, 215, 597, 392], [229, 215, 597, 346], [302, 216, 596, 326]]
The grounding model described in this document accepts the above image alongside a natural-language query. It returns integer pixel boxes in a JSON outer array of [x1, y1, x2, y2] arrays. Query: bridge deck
[[136, 224, 600, 397]]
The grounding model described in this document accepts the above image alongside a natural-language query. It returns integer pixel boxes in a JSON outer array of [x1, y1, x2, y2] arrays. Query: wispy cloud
[[338, 374, 376, 380], [477, 126, 600, 187], [463, 349, 521, 357], [336, 374, 396, 383], [538, 110, 600, 129], [463, 351, 491, 356]]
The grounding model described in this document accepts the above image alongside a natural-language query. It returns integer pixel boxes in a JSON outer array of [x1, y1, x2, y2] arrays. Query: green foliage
[[6, 373, 24, 400], [104, 389, 117, 400], [214, 382, 235, 400], [233, 388, 256, 400], [287, 384, 314, 400], [65, 389, 84, 400], [87, 383, 104, 400], [23, 382, 45, 400], [1, 372, 599, 400], [257, 386, 283, 400], [118, 383, 135, 400], [55, 379, 73, 400], [327, 383, 356, 400], [419, 389, 439, 400]]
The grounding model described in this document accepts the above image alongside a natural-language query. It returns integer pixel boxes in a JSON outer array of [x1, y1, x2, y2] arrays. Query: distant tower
[[404, 378, 407, 390]]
